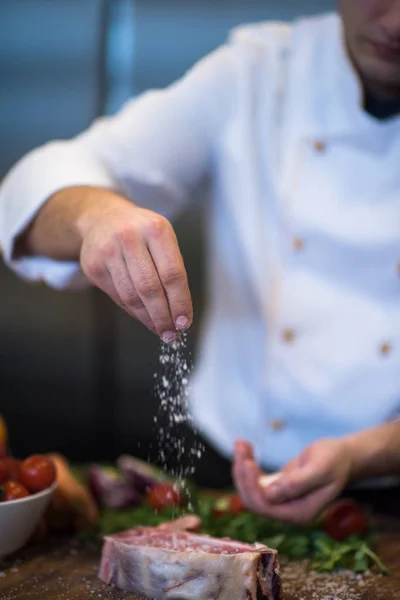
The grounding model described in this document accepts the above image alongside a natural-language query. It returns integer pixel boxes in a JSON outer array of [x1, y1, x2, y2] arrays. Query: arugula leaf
[[360, 543, 389, 575], [263, 534, 285, 550], [308, 533, 388, 574], [354, 549, 369, 573], [284, 535, 310, 560]]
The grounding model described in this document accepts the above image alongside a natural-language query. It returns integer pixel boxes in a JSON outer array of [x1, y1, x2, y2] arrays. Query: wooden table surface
[[0, 532, 399, 600]]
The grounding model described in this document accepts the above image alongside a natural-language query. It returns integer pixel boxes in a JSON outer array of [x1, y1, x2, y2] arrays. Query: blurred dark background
[[0, 0, 334, 463]]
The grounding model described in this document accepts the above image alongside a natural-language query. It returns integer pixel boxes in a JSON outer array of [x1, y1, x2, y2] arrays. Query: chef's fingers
[[233, 443, 258, 511], [282, 456, 301, 474], [86, 253, 155, 333], [257, 484, 336, 525], [106, 252, 156, 332], [232, 458, 252, 510], [84, 257, 125, 310], [234, 439, 255, 461], [233, 443, 268, 514], [234, 440, 278, 514], [242, 458, 272, 514], [146, 220, 193, 332], [120, 234, 175, 340], [261, 462, 331, 505], [256, 456, 299, 496], [232, 440, 318, 520]]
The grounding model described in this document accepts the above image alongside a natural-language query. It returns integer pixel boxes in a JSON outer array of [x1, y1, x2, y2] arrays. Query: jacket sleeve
[[0, 43, 237, 289]]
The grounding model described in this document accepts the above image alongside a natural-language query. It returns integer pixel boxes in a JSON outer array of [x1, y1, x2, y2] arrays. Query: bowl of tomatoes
[[0, 454, 57, 558]]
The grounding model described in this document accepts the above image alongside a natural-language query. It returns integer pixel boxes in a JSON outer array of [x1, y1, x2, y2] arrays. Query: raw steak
[[99, 523, 284, 600]]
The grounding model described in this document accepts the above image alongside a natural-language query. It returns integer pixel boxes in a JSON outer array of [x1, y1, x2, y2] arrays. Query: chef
[[1, 1, 400, 523]]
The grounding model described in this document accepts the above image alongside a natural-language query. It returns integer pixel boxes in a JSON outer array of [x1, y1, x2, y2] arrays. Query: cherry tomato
[[2, 481, 29, 501], [19, 455, 56, 493], [5, 458, 21, 481], [321, 499, 368, 541], [212, 494, 245, 518], [145, 483, 182, 512], [0, 459, 8, 484]]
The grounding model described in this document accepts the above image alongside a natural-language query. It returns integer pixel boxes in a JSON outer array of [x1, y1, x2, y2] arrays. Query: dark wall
[[0, 0, 107, 460], [0, 0, 334, 462]]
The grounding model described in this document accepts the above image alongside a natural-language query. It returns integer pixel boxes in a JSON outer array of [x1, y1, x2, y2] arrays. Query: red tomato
[[145, 483, 182, 512], [6, 458, 21, 481], [2, 481, 29, 501], [19, 455, 56, 493], [0, 459, 8, 484], [321, 499, 368, 541], [212, 494, 245, 518]]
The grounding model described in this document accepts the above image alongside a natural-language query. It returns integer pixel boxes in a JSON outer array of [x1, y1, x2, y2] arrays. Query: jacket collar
[[288, 13, 400, 138]]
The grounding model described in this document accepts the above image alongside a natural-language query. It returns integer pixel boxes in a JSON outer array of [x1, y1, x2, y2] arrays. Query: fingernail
[[162, 331, 176, 343], [176, 316, 190, 330], [258, 473, 282, 489]]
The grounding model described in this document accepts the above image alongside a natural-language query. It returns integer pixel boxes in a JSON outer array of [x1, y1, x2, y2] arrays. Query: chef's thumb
[[259, 464, 328, 504]]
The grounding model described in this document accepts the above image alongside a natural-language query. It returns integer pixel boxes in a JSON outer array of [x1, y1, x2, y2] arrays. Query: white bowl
[[0, 482, 56, 558]]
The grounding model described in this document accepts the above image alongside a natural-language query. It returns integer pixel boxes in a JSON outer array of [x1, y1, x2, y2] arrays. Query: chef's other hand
[[78, 192, 192, 342], [233, 438, 353, 524]]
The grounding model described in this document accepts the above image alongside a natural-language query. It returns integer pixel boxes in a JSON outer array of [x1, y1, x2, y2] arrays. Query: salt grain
[[279, 560, 380, 600], [153, 333, 204, 501]]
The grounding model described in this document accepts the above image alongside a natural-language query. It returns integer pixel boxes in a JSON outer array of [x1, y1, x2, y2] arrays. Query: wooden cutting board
[[0, 534, 399, 600]]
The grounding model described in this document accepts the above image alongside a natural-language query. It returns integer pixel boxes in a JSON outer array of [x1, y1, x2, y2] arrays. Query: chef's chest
[[218, 116, 400, 294], [215, 115, 400, 374]]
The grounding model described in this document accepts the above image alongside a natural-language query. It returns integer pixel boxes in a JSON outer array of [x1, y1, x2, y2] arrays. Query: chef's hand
[[78, 193, 192, 342], [233, 438, 353, 524], [20, 187, 193, 342]]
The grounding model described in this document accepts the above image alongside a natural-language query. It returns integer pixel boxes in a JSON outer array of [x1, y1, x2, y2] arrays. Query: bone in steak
[[99, 523, 284, 600]]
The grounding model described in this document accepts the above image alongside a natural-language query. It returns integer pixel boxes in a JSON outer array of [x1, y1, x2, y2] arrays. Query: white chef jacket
[[1, 12, 400, 470]]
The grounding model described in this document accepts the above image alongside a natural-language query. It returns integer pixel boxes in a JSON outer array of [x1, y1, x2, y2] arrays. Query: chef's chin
[[355, 38, 400, 98]]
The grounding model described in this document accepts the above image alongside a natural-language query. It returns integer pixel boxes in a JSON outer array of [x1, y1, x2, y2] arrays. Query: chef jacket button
[[293, 237, 305, 251], [380, 342, 392, 356], [270, 419, 286, 432], [282, 328, 296, 343], [314, 140, 326, 153]]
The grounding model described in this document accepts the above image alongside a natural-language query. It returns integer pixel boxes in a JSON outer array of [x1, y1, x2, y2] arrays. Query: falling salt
[[153, 332, 204, 507]]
